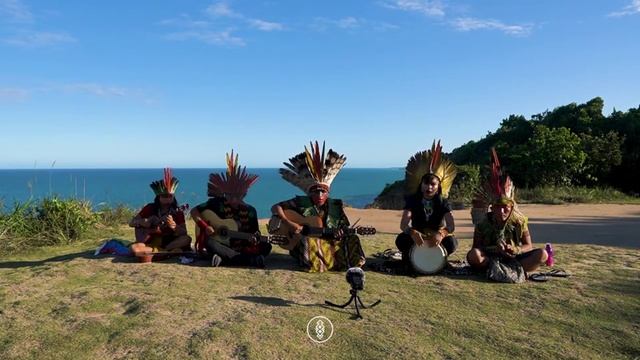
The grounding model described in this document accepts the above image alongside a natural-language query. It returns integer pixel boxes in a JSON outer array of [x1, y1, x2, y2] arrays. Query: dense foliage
[[0, 198, 134, 254], [450, 97, 639, 193]]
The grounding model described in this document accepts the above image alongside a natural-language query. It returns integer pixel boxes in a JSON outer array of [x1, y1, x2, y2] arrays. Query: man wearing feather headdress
[[467, 149, 548, 273], [190, 151, 270, 268], [129, 168, 192, 252], [270, 141, 366, 272], [396, 140, 459, 273]]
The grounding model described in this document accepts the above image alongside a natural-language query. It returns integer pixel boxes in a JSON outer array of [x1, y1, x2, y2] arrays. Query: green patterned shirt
[[476, 211, 528, 254]]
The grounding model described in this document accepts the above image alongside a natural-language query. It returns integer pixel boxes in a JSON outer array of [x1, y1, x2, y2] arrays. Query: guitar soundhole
[[218, 227, 229, 237]]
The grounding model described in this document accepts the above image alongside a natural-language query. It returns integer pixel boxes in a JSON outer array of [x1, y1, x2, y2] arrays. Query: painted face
[[421, 176, 440, 199], [309, 187, 329, 206], [492, 203, 513, 222]]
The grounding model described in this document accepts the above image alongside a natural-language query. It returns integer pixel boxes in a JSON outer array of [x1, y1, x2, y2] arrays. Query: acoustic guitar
[[196, 209, 288, 248], [267, 209, 376, 251]]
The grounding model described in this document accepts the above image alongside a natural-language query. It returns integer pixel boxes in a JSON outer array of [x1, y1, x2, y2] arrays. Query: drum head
[[409, 245, 447, 275]]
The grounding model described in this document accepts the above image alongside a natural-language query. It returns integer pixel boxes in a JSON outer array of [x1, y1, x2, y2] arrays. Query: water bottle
[[545, 243, 554, 267]]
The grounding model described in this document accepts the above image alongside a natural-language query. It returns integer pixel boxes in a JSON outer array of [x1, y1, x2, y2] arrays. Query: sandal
[[543, 268, 570, 278], [528, 273, 549, 282]]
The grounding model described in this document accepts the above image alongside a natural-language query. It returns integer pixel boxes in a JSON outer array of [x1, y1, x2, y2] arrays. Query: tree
[[509, 125, 586, 187], [579, 131, 624, 185]]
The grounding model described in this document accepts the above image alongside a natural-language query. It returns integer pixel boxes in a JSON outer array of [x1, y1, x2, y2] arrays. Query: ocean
[[0, 168, 403, 218]]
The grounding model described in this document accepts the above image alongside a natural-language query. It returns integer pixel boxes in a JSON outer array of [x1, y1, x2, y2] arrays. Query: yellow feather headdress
[[405, 140, 457, 198], [208, 150, 259, 197], [150, 168, 179, 196], [279, 141, 346, 193]]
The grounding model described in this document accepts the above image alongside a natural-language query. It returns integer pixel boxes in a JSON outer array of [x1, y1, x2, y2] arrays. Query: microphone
[[345, 267, 365, 291]]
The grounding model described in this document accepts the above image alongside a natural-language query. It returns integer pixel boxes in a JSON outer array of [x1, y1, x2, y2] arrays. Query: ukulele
[[135, 204, 190, 241]]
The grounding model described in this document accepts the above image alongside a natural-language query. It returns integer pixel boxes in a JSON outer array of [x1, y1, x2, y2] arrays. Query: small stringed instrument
[[134, 204, 190, 242], [267, 209, 376, 251], [196, 209, 288, 248]]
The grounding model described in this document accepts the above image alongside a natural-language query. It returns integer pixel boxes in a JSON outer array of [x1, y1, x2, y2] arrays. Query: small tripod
[[325, 289, 381, 319]]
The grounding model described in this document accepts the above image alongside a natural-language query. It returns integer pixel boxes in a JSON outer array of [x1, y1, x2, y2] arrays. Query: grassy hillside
[[0, 227, 638, 359]]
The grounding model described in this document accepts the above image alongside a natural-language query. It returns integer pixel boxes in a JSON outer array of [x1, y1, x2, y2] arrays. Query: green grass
[[517, 186, 640, 205], [1, 227, 638, 359]]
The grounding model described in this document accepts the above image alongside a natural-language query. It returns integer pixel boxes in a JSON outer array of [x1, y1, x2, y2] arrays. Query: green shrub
[[517, 186, 640, 204], [37, 197, 96, 242], [0, 197, 97, 254], [449, 165, 480, 206], [96, 204, 136, 227]]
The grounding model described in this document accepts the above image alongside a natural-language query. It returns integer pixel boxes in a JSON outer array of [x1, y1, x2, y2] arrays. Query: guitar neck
[[225, 229, 277, 244], [304, 227, 356, 238]]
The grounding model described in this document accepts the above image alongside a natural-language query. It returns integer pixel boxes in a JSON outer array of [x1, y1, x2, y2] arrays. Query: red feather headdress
[[471, 148, 520, 224], [149, 168, 179, 195], [208, 150, 258, 197]]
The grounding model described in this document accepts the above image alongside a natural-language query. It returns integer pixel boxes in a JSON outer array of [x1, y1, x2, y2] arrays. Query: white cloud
[[608, 0, 640, 17], [206, 1, 240, 18], [165, 29, 245, 46], [159, 14, 210, 28], [0, 83, 154, 104], [375, 22, 400, 31], [311, 17, 397, 32], [311, 17, 360, 31], [206, 1, 283, 31], [0, 87, 29, 101], [248, 19, 283, 31], [451, 17, 532, 36], [2, 31, 76, 47], [162, 2, 283, 45], [58, 83, 155, 104], [381, 0, 445, 17], [336, 17, 360, 29], [1, 2, 76, 47], [0, 0, 33, 23], [62, 83, 132, 97]]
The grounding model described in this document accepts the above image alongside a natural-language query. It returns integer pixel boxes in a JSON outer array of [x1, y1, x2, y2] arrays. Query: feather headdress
[[150, 168, 179, 195], [208, 150, 258, 197], [280, 141, 346, 193], [405, 140, 457, 198], [471, 148, 522, 224]]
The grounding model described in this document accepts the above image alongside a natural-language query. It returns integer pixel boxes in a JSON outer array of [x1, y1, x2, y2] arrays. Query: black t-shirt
[[403, 194, 451, 232]]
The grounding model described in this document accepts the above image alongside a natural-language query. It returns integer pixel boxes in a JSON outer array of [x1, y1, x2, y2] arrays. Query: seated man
[[271, 141, 365, 272], [129, 168, 192, 252], [396, 140, 458, 274], [467, 149, 548, 275], [190, 151, 270, 268]]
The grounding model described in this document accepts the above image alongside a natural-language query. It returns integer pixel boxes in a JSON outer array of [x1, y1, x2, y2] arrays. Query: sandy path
[[261, 204, 640, 248], [341, 204, 640, 248]]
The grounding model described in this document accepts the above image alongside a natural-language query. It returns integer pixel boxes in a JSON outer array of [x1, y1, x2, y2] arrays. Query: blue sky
[[1, 0, 638, 168]]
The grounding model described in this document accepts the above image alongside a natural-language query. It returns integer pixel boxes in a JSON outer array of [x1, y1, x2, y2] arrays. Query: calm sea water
[[0, 168, 403, 218]]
